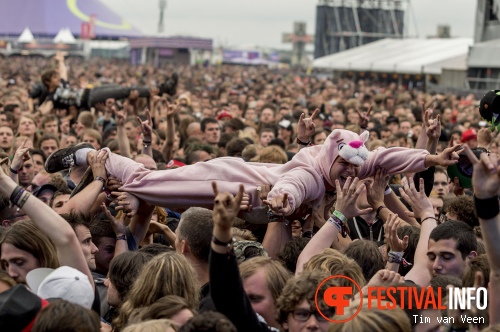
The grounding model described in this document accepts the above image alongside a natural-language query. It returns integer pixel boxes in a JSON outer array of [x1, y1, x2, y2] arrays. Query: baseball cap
[[233, 240, 269, 263], [447, 148, 486, 189], [165, 159, 186, 169], [461, 129, 477, 143], [217, 110, 233, 120], [278, 119, 293, 130], [0, 285, 50, 332], [26, 266, 94, 309], [479, 90, 500, 128], [32, 184, 58, 197]]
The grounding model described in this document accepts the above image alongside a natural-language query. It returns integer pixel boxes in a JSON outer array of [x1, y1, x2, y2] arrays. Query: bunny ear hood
[[316, 129, 371, 188]]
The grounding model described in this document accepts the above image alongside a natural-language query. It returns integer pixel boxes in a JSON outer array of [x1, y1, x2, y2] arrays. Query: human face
[[313, 132, 327, 146], [427, 238, 472, 278], [1, 243, 40, 284], [95, 237, 116, 274], [0, 114, 7, 126], [37, 189, 55, 205], [380, 130, 391, 142], [291, 220, 302, 238], [191, 150, 213, 164], [64, 135, 78, 148], [329, 157, 360, 189], [18, 117, 36, 136], [43, 121, 59, 135], [259, 131, 275, 147], [244, 268, 279, 328], [18, 158, 35, 188], [75, 225, 99, 271], [429, 197, 443, 219], [0, 126, 13, 150], [124, 122, 139, 141], [260, 109, 275, 124], [32, 154, 45, 174], [400, 121, 411, 134], [388, 122, 400, 134], [40, 139, 59, 158], [245, 109, 256, 122], [51, 194, 70, 212], [82, 134, 100, 150], [282, 300, 330, 332], [432, 172, 449, 197], [104, 278, 121, 307], [203, 123, 220, 144]]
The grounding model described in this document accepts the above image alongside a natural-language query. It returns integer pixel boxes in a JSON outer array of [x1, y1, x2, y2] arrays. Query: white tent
[[313, 38, 473, 75], [18, 27, 34, 43], [53, 28, 76, 44]]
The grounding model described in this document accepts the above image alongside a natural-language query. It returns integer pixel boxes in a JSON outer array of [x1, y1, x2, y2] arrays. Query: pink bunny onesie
[[102, 129, 428, 220]]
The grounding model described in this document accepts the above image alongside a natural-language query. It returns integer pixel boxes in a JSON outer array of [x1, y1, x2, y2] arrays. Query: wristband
[[17, 191, 30, 209], [376, 206, 386, 217], [421, 216, 437, 224], [116, 234, 127, 241], [9, 186, 23, 204], [387, 251, 412, 266], [296, 137, 311, 146], [9, 167, 18, 174], [474, 196, 500, 219], [94, 176, 106, 186], [332, 210, 347, 223], [267, 210, 286, 223], [327, 215, 350, 238], [384, 186, 392, 195], [212, 235, 235, 254]]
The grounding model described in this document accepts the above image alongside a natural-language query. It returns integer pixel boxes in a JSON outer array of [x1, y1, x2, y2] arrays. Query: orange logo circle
[[314, 275, 363, 323]]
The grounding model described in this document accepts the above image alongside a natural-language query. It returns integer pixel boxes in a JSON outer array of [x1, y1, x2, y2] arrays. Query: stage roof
[[0, 0, 142, 39], [468, 38, 500, 68], [313, 38, 473, 75]]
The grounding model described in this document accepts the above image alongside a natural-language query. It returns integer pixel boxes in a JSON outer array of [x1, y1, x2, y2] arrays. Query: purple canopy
[[0, 0, 142, 38]]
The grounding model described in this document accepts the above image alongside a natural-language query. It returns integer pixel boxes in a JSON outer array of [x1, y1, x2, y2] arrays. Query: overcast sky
[[101, 0, 477, 49]]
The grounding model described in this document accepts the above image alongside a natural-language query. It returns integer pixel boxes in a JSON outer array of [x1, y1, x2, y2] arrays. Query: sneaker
[[45, 142, 94, 173], [160, 73, 178, 96]]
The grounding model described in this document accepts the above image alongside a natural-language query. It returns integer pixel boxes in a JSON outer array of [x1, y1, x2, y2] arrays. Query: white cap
[[26, 266, 94, 309]]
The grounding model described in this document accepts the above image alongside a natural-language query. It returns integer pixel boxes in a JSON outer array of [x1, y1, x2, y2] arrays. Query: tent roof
[[468, 38, 500, 68], [0, 0, 142, 38], [313, 38, 473, 75], [53, 28, 76, 44]]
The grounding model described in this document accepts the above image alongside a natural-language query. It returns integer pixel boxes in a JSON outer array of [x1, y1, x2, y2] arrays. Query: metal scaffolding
[[315, 0, 408, 58]]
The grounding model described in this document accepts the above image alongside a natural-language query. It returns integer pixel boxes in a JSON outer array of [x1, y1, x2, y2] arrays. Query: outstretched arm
[[210, 182, 269, 332], [0, 163, 93, 288], [296, 177, 371, 275], [399, 178, 436, 286], [465, 146, 500, 324]]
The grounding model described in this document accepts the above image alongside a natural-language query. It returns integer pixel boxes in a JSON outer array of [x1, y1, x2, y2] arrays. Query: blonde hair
[[113, 252, 199, 331], [231, 227, 257, 241], [302, 248, 366, 295], [122, 319, 175, 332], [256, 146, 288, 164], [368, 139, 386, 151], [328, 298, 411, 332], [240, 257, 291, 303]]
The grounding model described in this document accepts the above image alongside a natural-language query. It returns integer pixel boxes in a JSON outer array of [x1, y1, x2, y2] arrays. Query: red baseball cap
[[461, 129, 477, 143], [216, 110, 233, 120]]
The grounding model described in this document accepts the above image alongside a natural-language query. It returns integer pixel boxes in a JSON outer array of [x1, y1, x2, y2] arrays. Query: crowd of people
[[0, 52, 499, 332]]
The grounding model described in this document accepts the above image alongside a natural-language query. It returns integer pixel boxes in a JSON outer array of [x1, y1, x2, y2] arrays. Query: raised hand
[[297, 108, 319, 143], [424, 108, 441, 141], [101, 203, 126, 236], [212, 182, 244, 230], [335, 177, 372, 219], [398, 178, 433, 219], [384, 213, 409, 252], [366, 168, 388, 209], [263, 193, 291, 216], [11, 138, 31, 172], [356, 106, 373, 130], [426, 144, 462, 168], [88, 150, 108, 180], [113, 105, 127, 127], [137, 109, 153, 140], [113, 191, 140, 218], [464, 145, 500, 199]]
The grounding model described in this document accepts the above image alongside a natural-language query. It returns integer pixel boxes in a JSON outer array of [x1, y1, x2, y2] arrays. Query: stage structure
[[315, 0, 407, 58]]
